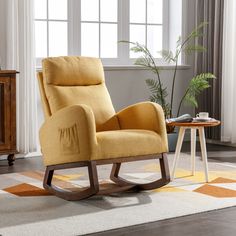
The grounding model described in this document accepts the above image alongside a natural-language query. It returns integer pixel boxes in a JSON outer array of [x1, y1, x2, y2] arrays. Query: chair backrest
[[38, 56, 120, 131]]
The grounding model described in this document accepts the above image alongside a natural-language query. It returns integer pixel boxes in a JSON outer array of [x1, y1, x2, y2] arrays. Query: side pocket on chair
[[58, 123, 80, 154]]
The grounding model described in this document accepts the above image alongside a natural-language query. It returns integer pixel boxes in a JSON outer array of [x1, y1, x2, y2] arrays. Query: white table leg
[[191, 128, 196, 175], [198, 127, 209, 182], [171, 127, 186, 181]]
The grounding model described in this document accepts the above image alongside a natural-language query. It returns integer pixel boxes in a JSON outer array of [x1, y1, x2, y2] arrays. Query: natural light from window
[[130, 0, 163, 58], [81, 0, 118, 58], [34, 0, 68, 58], [34, 0, 165, 65]]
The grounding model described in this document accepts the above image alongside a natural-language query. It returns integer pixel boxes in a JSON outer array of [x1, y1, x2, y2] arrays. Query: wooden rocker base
[[43, 153, 170, 201], [110, 153, 170, 191]]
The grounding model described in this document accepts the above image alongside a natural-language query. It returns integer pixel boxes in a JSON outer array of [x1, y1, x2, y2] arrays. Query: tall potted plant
[[121, 22, 215, 134]]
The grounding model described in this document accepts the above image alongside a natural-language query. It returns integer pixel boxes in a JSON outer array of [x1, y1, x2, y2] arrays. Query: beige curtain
[[194, 0, 224, 140]]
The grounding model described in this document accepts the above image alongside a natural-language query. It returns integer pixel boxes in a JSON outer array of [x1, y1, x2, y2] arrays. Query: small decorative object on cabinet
[[0, 70, 19, 166]]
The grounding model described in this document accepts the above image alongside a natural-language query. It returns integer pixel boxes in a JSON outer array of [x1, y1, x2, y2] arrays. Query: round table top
[[166, 119, 221, 127]]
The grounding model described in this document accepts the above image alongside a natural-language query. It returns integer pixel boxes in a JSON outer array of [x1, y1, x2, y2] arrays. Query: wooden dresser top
[[0, 70, 19, 74]]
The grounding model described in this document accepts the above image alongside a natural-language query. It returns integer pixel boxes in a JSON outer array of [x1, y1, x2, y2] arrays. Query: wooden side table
[[167, 120, 220, 182]]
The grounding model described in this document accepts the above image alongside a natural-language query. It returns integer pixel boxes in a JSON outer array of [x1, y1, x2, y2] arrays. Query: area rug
[[0, 153, 236, 236]]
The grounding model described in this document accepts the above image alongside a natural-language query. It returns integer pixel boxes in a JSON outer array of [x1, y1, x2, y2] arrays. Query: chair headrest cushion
[[42, 56, 105, 86]]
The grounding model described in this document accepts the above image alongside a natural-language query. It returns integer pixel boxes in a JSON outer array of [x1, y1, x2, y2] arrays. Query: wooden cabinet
[[0, 70, 18, 166]]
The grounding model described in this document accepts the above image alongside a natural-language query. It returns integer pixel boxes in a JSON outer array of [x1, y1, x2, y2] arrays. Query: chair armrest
[[39, 104, 97, 166], [117, 101, 167, 138]]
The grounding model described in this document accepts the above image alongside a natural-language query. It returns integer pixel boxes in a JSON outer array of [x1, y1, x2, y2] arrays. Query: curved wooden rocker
[[43, 154, 170, 201], [43, 162, 99, 201], [110, 153, 170, 191]]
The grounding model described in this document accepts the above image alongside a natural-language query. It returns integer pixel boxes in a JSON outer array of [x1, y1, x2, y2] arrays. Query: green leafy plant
[[121, 22, 216, 123], [177, 73, 215, 117]]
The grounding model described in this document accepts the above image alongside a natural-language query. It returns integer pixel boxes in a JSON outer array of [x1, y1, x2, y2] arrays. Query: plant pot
[[167, 132, 178, 152]]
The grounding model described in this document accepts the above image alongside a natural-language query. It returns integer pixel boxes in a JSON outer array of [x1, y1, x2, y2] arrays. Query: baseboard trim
[[206, 139, 236, 147]]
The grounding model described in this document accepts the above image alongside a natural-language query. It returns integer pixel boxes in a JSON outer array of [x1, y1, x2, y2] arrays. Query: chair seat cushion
[[92, 129, 168, 160]]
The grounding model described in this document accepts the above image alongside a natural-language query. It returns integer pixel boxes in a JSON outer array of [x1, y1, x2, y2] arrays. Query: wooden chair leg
[[7, 154, 15, 166], [110, 153, 170, 190], [159, 153, 171, 184], [43, 161, 99, 201]]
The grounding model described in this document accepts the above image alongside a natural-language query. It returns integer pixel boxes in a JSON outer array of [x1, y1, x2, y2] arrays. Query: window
[[130, 0, 163, 58], [34, 0, 168, 66], [81, 0, 118, 58], [34, 0, 68, 58]]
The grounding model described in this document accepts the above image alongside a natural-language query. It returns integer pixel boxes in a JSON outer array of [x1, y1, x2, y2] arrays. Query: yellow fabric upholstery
[[37, 72, 51, 119], [42, 56, 119, 131], [38, 56, 168, 166], [117, 102, 168, 150], [42, 56, 104, 86], [44, 83, 119, 131], [39, 105, 97, 166], [94, 130, 166, 160]]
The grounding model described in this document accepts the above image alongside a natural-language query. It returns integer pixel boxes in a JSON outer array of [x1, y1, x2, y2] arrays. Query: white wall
[[0, 0, 6, 69], [104, 67, 193, 114]]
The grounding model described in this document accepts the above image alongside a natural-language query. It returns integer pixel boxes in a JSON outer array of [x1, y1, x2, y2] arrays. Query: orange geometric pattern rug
[[3, 172, 236, 198], [0, 153, 236, 235]]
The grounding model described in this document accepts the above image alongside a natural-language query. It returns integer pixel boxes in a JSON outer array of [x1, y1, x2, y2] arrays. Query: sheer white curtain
[[6, 0, 38, 153], [221, 0, 236, 143]]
